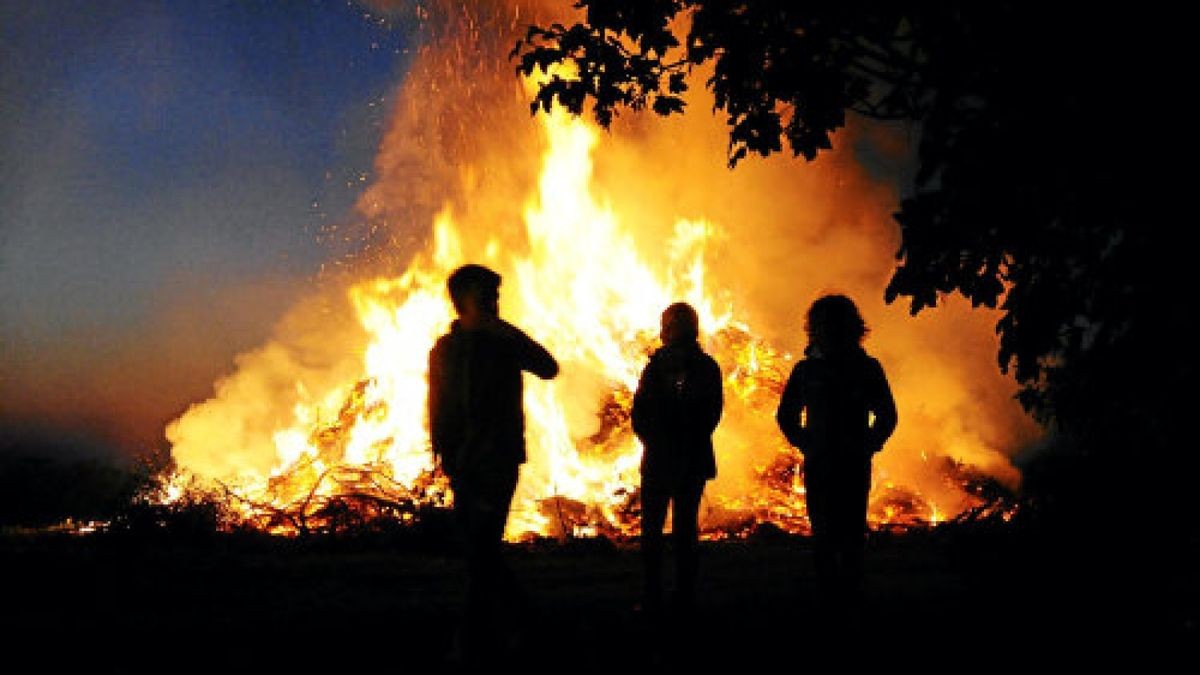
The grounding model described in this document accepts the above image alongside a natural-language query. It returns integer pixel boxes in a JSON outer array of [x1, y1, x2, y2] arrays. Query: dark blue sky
[[0, 0, 416, 456]]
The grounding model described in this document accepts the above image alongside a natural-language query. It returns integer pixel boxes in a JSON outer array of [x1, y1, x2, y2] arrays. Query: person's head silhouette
[[805, 294, 867, 353], [660, 302, 700, 347], [447, 264, 501, 328]]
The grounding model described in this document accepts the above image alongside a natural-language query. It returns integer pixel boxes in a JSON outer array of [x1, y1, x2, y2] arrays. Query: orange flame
[[165, 4, 1040, 539]]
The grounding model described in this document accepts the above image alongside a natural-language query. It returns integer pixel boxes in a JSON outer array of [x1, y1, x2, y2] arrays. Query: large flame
[[165, 2, 1040, 539]]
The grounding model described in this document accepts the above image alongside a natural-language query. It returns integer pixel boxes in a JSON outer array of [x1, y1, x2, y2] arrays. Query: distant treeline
[[0, 454, 146, 528]]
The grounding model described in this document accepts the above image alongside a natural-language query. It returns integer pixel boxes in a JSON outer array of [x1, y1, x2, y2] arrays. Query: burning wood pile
[[160, 2, 1037, 542], [157, 317, 1017, 539]]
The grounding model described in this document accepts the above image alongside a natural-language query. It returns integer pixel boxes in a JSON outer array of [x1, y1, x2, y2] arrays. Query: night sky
[[1, 1, 414, 461]]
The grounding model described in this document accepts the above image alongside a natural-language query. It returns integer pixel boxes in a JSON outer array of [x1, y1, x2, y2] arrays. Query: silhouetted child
[[776, 294, 897, 606], [632, 302, 724, 615]]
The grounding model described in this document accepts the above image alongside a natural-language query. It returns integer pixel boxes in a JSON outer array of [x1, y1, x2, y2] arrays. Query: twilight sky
[[1, 1, 415, 461]]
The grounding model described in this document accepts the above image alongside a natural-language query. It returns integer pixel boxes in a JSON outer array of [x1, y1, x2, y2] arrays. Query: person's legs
[[640, 478, 670, 611], [482, 466, 521, 606], [843, 459, 872, 594], [804, 462, 837, 597], [449, 475, 485, 662], [671, 478, 706, 610], [829, 459, 871, 597], [454, 466, 520, 663]]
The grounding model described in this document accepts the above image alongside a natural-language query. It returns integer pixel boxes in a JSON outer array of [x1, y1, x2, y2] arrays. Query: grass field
[[4, 523, 1194, 673]]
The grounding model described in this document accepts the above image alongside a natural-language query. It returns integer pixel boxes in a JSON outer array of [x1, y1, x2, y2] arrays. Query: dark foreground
[[3, 526, 1194, 673]]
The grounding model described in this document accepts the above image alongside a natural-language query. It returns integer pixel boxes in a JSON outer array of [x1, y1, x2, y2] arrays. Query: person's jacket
[[631, 341, 724, 481], [776, 344, 897, 461], [427, 319, 558, 477]]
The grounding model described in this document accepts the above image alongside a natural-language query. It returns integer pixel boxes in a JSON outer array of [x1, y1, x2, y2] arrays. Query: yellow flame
[[166, 75, 1019, 539]]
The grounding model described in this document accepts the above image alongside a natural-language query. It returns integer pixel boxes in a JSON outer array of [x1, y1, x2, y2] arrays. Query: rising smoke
[[167, 0, 1042, 530]]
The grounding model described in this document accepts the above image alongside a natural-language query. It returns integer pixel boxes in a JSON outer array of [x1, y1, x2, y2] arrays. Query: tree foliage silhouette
[[512, 2, 1172, 454]]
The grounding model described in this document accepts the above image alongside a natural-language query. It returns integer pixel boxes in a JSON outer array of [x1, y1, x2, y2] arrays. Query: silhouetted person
[[632, 302, 723, 615], [427, 263, 559, 665], [776, 294, 897, 606]]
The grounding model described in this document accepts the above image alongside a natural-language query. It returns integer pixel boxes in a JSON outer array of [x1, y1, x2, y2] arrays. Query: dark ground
[[2, 525, 1195, 673]]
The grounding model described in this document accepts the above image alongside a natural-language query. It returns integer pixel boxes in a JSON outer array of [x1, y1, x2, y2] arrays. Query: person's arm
[[775, 363, 809, 451], [866, 358, 898, 453], [700, 356, 724, 436], [631, 360, 659, 444], [427, 342, 449, 465], [500, 320, 559, 379]]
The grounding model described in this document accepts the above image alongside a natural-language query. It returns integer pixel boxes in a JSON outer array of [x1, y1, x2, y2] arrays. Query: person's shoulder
[[859, 352, 889, 378], [643, 347, 667, 370], [790, 356, 813, 372], [430, 331, 455, 354], [642, 346, 680, 374]]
